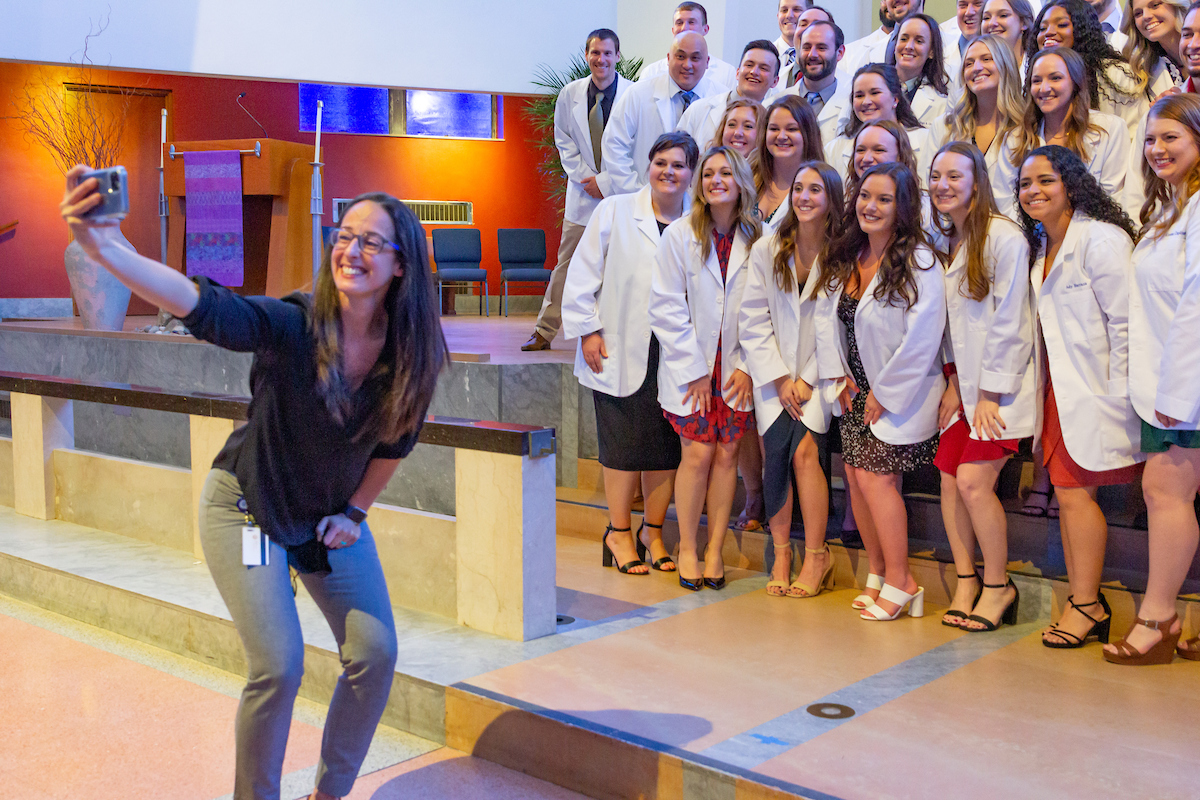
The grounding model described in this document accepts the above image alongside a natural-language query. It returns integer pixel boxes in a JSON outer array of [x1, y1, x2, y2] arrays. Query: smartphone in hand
[[81, 166, 129, 220]]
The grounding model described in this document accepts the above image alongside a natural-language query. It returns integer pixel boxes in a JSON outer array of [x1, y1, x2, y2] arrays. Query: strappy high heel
[[766, 541, 793, 597], [860, 583, 925, 621], [635, 521, 676, 571], [942, 570, 982, 628], [963, 577, 1019, 632], [851, 573, 885, 610], [1104, 614, 1181, 666], [1042, 594, 1111, 648], [788, 546, 834, 598], [601, 524, 648, 575], [1177, 635, 1200, 661]]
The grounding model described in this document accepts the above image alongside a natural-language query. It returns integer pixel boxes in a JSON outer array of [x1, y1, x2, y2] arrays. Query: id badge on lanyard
[[238, 497, 269, 566]]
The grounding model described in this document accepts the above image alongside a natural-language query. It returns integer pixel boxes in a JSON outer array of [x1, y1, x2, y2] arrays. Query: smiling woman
[[58, 172, 447, 800]]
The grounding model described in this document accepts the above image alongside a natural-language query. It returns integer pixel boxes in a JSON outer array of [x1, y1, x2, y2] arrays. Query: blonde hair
[[1121, 0, 1188, 95], [709, 98, 766, 152], [690, 146, 763, 260], [945, 35, 1026, 146], [1140, 94, 1200, 237]]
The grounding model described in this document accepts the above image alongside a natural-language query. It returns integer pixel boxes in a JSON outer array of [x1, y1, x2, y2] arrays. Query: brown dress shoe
[[521, 332, 551, 351]]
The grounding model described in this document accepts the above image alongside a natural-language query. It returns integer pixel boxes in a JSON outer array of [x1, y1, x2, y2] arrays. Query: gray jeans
[[199, 469, 398, 800]]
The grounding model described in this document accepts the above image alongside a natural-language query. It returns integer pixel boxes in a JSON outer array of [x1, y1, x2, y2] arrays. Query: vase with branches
[[14, 15, 138, 330], [523, 50, 642, 215]]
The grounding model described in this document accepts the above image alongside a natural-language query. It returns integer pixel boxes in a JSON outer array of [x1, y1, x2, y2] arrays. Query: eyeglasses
[[329, 227, 399, 255]]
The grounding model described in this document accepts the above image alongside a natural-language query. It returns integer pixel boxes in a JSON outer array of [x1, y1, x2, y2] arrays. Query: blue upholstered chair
[[432, 228, 489, 316], [497, 228, 549, 317]]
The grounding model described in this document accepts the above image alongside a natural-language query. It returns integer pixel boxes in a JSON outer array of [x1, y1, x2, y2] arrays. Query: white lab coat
[[641, 55, 738, 91], [555, 75, 632, 226], [994, 112, 1130, 206], [676, 88, 737, 153], [649, 219, 754, 416], [842, 26, 892, 74], [941, 22, 966, 94], [1129, 193, 1200, 429], [984, 130, 1022, 221], [824, 124, 938, 187], [813, 247, 948, 445], [1031, 214, 1142, 470], [739, 234, 835, 435], [561, 186, 666, 397], [1122, 66, 1188, 220], [776, 77, 852, 147], [909, 83, 949, 144], [603, 72, 724, 196], [932, 216, 1037, 440]]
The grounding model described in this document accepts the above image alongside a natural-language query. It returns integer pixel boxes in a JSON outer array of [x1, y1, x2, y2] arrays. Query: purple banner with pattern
[[184, 150, 244, 286]]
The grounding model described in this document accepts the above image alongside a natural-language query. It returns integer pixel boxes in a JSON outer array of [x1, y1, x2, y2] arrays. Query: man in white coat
[[677, 40, 780, 151], [779, 21, 850, 145], [523, 29, 631, 351], [941, 0, 984, 87], [1087, 0, 1130, 50], [778, 5, 836, 89], [774, 0, 809, 73], [843, 0, 919, 73], [640, 2, 739, 90], [603, 31, 724, 195]]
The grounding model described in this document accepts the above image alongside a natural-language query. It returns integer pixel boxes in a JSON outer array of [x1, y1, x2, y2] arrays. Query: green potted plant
[[523, 50, 642, 213]]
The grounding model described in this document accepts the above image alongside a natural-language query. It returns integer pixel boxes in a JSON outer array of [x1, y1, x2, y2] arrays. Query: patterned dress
[[837, 293, 938, 473]]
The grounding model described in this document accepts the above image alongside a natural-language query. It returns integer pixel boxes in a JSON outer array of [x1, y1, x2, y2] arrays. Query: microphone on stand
[[236, 92, 270, 139]]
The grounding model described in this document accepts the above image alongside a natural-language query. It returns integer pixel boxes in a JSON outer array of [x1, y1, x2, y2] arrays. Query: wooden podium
[[162, 138, 317, 297]]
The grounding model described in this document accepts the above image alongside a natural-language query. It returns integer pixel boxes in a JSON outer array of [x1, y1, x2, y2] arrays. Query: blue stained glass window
[[299, 83, 390, 134], [406, 91, 495, 138]]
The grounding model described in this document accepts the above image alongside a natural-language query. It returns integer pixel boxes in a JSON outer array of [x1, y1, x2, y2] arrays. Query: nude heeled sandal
[[766, 541, 793, 598], [860, 583, 925, 621], [788, 546, 834, 598], [851, 573, 885, 610]]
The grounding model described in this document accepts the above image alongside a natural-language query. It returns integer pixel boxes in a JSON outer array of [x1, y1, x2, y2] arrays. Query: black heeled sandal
[[942, 570, 982, 628], [635, 521, 676, 571], [964, 577, 1019, 632], [601, 524, 648, 575], [1043, 594, 1111, 648]]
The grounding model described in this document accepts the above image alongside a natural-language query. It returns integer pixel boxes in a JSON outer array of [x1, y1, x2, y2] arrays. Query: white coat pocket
[[1060, 293, 1102, 345]]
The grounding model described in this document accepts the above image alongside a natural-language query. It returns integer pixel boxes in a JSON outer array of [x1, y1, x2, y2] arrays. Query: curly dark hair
[[1014, 145, 1136, 266], [839, 63, 925, 138], [1027, 0, 1141, 108], [821, 162, 932, 310], [887, 13, 950, 96]]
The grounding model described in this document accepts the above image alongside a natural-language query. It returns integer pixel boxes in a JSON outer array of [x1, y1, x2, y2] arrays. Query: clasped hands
[[683, 369, 753, 414]]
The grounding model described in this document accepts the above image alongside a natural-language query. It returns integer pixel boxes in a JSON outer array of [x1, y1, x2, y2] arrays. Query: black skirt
[[593, 335, 682, 472], [762, 409, 827, 519]]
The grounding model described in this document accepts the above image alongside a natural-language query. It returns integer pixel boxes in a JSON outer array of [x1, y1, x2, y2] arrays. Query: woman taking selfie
[[60, 168, 445, 800]]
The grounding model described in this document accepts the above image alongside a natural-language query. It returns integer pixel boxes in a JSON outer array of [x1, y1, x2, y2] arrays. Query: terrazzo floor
[[2, 507, 1199, 799]]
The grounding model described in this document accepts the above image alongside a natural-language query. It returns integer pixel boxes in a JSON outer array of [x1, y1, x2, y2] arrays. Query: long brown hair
[[930, 142, 1001, 302], [821, 162, 931, 310], [839, 63, 925, 138], [846, 120, 919, 190], [771, 160, 845, 295], [1012, 47, 1101, 168], [753, 96, 824, 195], [1140, 93, 1200, 237], [691, 146, 763, 260], [314, 193, 447, 443]]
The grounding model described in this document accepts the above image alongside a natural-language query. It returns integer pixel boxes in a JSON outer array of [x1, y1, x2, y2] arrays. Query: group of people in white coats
[[551, 0, 1200, 669]]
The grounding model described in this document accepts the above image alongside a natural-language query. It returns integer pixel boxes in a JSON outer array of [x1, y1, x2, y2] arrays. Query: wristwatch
[[344, 505, 368, 524]]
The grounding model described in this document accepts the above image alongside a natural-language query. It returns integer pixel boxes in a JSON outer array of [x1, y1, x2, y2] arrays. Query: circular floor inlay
[[806, 703, 855, 719]]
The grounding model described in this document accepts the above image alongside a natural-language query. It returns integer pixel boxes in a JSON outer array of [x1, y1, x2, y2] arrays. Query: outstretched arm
[[60, 164, 199, 318]]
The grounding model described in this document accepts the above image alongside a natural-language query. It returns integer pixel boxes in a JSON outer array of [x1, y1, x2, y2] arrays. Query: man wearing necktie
[[781, 6, 834, 88], [780, 20, 849, 145], [774, 0, 808, 70], [602, 31, 722, 196], [1086, 0, 1129, 49], [523, 29, 631, 351]]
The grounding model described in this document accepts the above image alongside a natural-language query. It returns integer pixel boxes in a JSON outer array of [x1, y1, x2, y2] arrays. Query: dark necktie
[[806, 91, 824, 113], [783, 47, 796, 67], [679, 90, 697, 111], [1102, 22, 1115, 35]]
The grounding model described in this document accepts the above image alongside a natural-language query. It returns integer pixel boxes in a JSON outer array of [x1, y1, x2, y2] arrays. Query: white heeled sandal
[[860, 583, 925, 621], [851, 573, 885, 610]]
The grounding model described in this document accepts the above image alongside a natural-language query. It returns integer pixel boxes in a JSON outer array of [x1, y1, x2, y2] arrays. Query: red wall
[[0, 63, 562, 301]]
